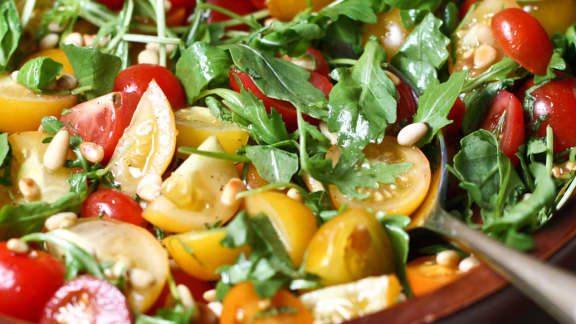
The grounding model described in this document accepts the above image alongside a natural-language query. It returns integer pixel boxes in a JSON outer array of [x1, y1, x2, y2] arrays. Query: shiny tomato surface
[[81, 189, 145, 226]]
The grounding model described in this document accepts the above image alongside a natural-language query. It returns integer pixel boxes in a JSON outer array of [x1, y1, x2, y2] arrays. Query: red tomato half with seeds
[[481, 90, 525, 165], [491, 8, 553, 75], [40, 276, 132, 324], [0, 242, 66, 322], [81, 189, 145, 226]]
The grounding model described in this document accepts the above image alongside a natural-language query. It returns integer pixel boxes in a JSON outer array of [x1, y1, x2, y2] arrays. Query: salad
[[0, 0, 575, 323]]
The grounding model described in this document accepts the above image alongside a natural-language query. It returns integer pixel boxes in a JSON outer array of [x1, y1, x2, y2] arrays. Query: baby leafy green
[[17, 57, 63, 93], [0, 0, 21, 72]]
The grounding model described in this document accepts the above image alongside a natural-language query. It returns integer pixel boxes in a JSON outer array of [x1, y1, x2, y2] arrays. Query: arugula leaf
[[391, 12, 450, 91], [0, 0, 22, 72], [0, 133, 11, 186], [17, 57, 63, 93], [462, 82, 504, 135], [382, 0, 441, 10], [175, 42, 231, 104], [41, 116, 66, 134], [254, 18, 325, 56], [378, 214, 412, 297], [533, 49, 566, 85], [62, 44, 122, 99], [245, 146, 299, 184], [461, 57, 521, 93], [319, 0, 377, 23], [229, 44, 328, 120], [413, 71, 466, 145]]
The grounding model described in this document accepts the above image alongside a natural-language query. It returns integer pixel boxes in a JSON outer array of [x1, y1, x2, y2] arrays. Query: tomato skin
[[96, 0, 124, 10], [445, 98, 466, 136], [491, 8, 553, 75], [528, 77, 576, 152], [229, 69, 332, 130], [168, 0, 195, 9], [113, 64, 187, 130], [306, 47, 330, 76], [0, 243, 66, 322], [481, 90, 525, 165], [249, 0, 266, 9], [395, 81, 419, 127], [459, 0, 481, 19], [206, 0, 257, 30], [166, 7, 189, 26], [40, 275, 132, 324], [81, 189, 145, 226], [148, 269, 212, 314]]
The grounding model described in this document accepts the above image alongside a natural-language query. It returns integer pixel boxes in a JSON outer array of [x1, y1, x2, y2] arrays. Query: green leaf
[[41, 116, 66, 135], [319, 0, 378, 23], [17, 57, 63, 93], [413, 71, 467, 145], [245, 146, 299, 184], [378, 214, 412, 296], [62, 44, 122, 99], [175, 42, 232, 104], [0, 0, 21, 72], [462, 82, 504, 134], [0, 133, 9, 167]]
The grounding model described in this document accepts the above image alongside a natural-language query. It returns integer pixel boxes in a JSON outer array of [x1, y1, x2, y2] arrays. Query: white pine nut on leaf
[[397, 122, 429, 147]]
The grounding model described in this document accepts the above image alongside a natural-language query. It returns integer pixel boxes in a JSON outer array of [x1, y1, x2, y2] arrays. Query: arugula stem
[[132, 23, 189, 34], [218, 9, 270, 28], [236, 182, 307, 199], [154, 0, 167, 66], [178, 147, 250, 162], [557, 176, 576, 210], [198, 3, 261, 29], [122, 34, 181, 44], [546, 125, 554, 173], [20, 0, 37, 28], [328, 58, 358, 66]]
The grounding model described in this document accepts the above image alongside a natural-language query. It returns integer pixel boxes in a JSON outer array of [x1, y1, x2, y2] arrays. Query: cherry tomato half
[[407, 256, 462, 296], [445, 98, 466, 136], [81, 189, 145, 226], [40, 275, 132, 324], [113, 64, 187, 130], [249, 0, 266, 9], [0, 243, 66, 322], [221, 282, 313, 324], [206, 0, 257, 31], [491, 8, 553, 75], [480, 90, 525, 165], [229, 69, 332, 130], [306, 47, 330, 77]]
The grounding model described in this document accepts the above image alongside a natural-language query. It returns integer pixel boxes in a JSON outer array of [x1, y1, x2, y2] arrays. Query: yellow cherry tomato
[[244, 191, 317, 267], [519, 0, 576, 36], [109, 80, 176, 196], [305, 208, 395, 286], [0, 75, 77, 133], [329, 136, 431, 216], [23, 48, 74, 76], [362, 8, 411, 59], [406, 256, 462, 296], [164, 229, 250, 281], [267, 0, 334, 21]]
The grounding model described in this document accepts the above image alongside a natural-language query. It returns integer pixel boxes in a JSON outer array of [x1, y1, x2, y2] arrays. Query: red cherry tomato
[[206, 0, 257, 30], [491, 8, 553, 75], [481, 90, 525, 165], [148, 269, 213, 314], [229, 69, 332, 130], [306, 47, 330, 77], [395, 81, 419, 127], [249, 0, 266, 9], [61, 93, 124, 163], [168, 0, 195, 9], [81, 189, 145, 226], [459, 0, 481, 19], [113, 64, 187, 130], [0, 243, 66, 322], [96, 0, 124, 11], [527, 77, 576, 152], [445, 98, 466, 136], [166, 6, 189, 26], [40, 275, 131, 324]]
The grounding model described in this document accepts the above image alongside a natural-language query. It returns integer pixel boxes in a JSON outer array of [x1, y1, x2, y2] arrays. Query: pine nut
[[18, 178, 40, 201], [264, 17, 277, 26], [10, 71, 18, 82], [436, 250, 461, 267], [302, 173, 325, 193], [566, 161, 576, 172], [6, 238, 29, 254], [459, 255, 480, 272], [221, 178, 245, 206], [286, 188, 303, 202], [474, 44, 498, 69], [29, 250, 38, 258], [39, 33, 60, 50], [552, 165, 568, 179], [79, 142, 104, 164], [137, 174, 163, 201], [164, 0, 172, 11], [45, 212, 77, 231], [177, 284, 195, 309], [208, 301, 223, 317], [112, 256, 131, 278], [56, 74, 78, 91], [319, 122, 338, 145], [203, 289, 217, 303], [281, 54, 317, 71], [63, 32, 84, 47], [43, 129, 70, 172], [145, 42, 177, 55], [129, 268, 156, 289], [385, 71, 401, 86], [48, 22, 66, 33], [138, 49, 159, 65], [397, 122, 429, 146]]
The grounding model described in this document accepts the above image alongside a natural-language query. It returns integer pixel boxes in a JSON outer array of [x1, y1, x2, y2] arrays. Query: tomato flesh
[[148, 269, 213, 314], [491, 8, 553, 75], [306, 47, 330, 77], [96, 0, 124, 10], [481, 90, 525, 165], [445, 98, 466, 136], [0, 243, 66, 322], [407, 256, 461, 296], [206, 0, 257, 30], [459, 0, 481, 19], [40, 275, 131, 324], [81, 189, 145, 226]]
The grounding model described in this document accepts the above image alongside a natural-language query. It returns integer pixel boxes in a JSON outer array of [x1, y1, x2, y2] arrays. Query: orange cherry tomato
[[237, 163, 270, 190], [363, 8, 410, 59], [267, 0, 334, 21], [406, 256, 462, 296], [220, 282, 313, 324]]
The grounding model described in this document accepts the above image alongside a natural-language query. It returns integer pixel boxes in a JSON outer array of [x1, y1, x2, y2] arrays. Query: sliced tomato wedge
[[81, 189, 145, 226], [480, 90, 525, 166], [39, 275, 131, 324]]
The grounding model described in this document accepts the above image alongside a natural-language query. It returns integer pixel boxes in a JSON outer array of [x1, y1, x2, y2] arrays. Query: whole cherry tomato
[[0, 242, 66, 322], [40, 276, 132, 324], [113, 64, 187, 130], [491, 8, 553, 75], [459, 0, 482, 19], [481, 90, 525, 165], [526, 77, 576, 152], [81, 189, 145, 226], [229, 69, 332, 130]]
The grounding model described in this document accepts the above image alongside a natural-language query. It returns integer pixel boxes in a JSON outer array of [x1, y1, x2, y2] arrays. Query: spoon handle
[[427, 208, 576, 324]]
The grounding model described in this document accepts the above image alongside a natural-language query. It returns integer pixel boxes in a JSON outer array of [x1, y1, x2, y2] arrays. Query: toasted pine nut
[[56, 74, 78, 90], [302, 172, 325, 193], [203, 289, 217, 303], [385, 71, 401, 86], [436, 250, 461, 267], [137, 174, 163, 201], [459, 255, 480, 272], [18, 178, 41, 201], [138, 49, 159, 65], [43, 129, 70, 172], [40, 33, 60, 50], [145, 42, 177, 55], [552, 165, 568, 179], [397, 122, 429, 146], [319, 122, 338, 145], [221, 178, 245, 206], [129, 268, 156, 289], [474, 44, 498, 69], [10, 71, 18, 82], [80, 142, 104, 164], [177, 284, 195, 309], [45, 212, 77, 231], [286, 188, 303, 202], [281, 54, 317, 71], [48, 22, 66, 33], [6, 238, 29, 254], [63, 32, 84, 47]]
